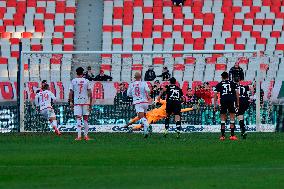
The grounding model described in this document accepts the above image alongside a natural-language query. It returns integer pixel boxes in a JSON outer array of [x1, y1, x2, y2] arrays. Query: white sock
[[84, 120, 89, 137], [77, 119, 82, 138], [141, 117, 149, 135]]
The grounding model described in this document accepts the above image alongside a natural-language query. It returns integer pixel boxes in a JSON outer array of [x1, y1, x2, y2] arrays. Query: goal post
[[19, 50, 262, 132]]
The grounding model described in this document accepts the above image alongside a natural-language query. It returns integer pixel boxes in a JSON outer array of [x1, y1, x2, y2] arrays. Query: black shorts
[[237, 99, 249, 115], [166, 101, 181, 116], [220, 100, 235, 114]]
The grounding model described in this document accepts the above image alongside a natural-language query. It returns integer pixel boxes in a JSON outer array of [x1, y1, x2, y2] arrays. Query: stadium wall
[[73, 0, 104, 76]]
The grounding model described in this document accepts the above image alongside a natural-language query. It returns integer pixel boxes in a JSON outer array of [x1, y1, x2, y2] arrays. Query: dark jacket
[[94, 74, 113, 81], [83, 71, 95, 81], [150, 85, 161, 99], [229, 66, 244, 82], [114, 90, 132, 105], [157, 71, 171, 81], [144, 70, 156, 81]]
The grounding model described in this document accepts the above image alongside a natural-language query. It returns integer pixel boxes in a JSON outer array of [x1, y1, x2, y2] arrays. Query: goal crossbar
[[19, 50, 262, 132], [22, 50, 259, 55]]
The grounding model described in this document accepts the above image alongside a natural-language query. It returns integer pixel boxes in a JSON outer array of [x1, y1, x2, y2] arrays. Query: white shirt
[[35, 90, 56, 111], [127, 81, 150, 104], [69, 77, 91, 105]]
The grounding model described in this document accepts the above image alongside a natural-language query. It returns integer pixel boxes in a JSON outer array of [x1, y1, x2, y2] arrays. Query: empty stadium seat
[[102, 0, 284, 88], [0, 0, 76, 82]]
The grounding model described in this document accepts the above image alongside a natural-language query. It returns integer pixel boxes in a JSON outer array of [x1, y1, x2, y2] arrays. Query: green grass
[[0, 133, 284, 189]]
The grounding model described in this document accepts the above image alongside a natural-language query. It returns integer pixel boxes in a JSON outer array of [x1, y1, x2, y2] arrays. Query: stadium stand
[[0, 0, 283, 101], [101, 0, 284, 89], [0, 0, 76, 82]]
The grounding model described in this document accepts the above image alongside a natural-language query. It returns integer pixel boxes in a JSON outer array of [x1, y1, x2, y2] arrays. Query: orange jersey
[[129, 100, 193, 126], [146, 100, 167, 123]]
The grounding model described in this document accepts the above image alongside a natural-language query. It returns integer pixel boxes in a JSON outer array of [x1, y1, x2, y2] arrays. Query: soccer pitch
[[0, 133, 283, 189]]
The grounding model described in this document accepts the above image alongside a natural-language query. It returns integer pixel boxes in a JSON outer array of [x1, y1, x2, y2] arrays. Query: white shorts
[[74, 105, 90, 116], [135, 103, 149, 113], [40, 108, 56, 119]]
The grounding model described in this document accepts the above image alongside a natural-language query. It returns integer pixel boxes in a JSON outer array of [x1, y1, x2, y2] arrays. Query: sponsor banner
[[58, 124, 276, 133], [0, 80, 281, 103], [0, 81, 118, 104], [0, 81, 193, 104]]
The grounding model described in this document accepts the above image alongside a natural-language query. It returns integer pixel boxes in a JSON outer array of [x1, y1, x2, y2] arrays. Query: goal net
[[16, 50, 277, 133]]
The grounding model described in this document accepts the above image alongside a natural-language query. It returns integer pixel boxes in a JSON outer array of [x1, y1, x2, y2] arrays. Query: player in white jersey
[[127, 72, 152, 138], [69, 67, 93, 141], [35, 84, 61, 136]]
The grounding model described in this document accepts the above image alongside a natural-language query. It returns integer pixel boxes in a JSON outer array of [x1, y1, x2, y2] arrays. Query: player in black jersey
[[214, 72, 240, 141], [158, 77, 184, 138], [237, 81, 252, 139]]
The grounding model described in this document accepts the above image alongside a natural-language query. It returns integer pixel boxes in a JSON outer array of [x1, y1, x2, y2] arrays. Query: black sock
[[165, 117, 170, 130], [230, 122, 235, 136], [239, 120, 246, 134], [176, 121, 181, 132], [221, 123, 225, 136]]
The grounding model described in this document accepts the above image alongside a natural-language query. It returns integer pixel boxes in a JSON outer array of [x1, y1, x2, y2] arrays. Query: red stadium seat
[[101, 64, 112, 71], [65, 20, 75, 26], [54, 26, 65, 32], [132, 32, 142, 38], [1, 32, 11, 39], [133, 44, 143, 51], [185, 57, 196, 64], [112, 38, 123, 44], [53, 38, 63, 45], [11, 51, 20, 58], [50, 55, 63, 64], [206, 57, 217, 64], [64, 45, 74, 51], [0, 57, 8, 64], [31, 45, 42, 51], [153, 38, 163, 44], [214, 44, 225, 50], [174, 64, 185, 71], [215, 64, 227, 70], [276, 44, 284, 51], [153, 57, 164, 64], [132, 64, 143, 71], [10, 38, 20, 44], [22, 32, 32, 38], [64, 32, 74, 38]]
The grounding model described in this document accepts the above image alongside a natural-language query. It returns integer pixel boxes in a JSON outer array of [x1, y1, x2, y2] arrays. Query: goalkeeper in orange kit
[[123, 100, 193, 131]]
